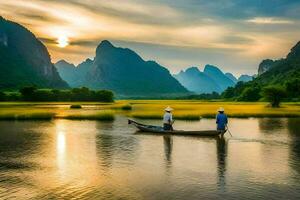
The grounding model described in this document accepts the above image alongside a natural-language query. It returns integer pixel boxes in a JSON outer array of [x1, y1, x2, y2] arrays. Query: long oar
[[226, 125, 233, 137]]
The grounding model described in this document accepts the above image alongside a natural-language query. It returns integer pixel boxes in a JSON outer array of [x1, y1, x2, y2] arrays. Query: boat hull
[[128, 119, 224, 136]]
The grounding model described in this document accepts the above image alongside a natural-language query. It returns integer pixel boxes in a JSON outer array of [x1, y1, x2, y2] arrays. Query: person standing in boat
[[163, 106, 174, 131], [216, 107, 228, 135]]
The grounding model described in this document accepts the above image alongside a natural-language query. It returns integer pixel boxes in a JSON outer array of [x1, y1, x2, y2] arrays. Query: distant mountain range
[[237, 74, 254, 82], [173, 67, 222, 93], [225, 73, 254, 83], [56, 40, 188, 97], [55, 58, 93, 87], [0, 17, 257, 97], [0, 17, 68, 89], [174, 65, 253, 94]]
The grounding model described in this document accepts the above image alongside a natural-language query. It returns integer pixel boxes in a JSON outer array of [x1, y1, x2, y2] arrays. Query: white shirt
[[163, 112, 173, 124]]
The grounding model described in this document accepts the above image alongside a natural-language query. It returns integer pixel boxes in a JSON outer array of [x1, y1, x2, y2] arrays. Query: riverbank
[[0, 100, 300, 120]]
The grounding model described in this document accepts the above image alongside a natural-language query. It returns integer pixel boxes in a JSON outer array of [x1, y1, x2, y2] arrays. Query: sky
[[1, 0, 300, 76]]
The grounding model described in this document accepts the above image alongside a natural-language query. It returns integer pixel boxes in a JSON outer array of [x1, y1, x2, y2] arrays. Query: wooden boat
[[128, 119, 225, 136]]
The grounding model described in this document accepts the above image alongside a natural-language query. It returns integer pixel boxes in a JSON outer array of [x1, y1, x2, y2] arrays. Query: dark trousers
[[163, 123, 173, 131], [217, 128, 226, 137]]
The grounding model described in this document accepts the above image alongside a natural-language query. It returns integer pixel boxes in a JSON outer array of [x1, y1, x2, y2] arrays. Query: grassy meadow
[[0, 100, 300, 120]]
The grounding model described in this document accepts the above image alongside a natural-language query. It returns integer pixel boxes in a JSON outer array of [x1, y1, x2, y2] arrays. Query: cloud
[[221, 35, 254, 44], [246, 17, 294, 24], [38, 37, 57, 45], [70, 39, 101, 47], [1, 0, 300, 75]]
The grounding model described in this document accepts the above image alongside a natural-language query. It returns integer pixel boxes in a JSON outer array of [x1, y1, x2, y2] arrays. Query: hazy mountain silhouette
[[174, 65, 254, 94], [225, 73, 238, 83], [174, 67, 222, 93], [55, 58, 93, 87], [57, 40, 188, 96], [238, 74, 253, 82], [203, 65, 236, 91], [0, 17, 68, 89]]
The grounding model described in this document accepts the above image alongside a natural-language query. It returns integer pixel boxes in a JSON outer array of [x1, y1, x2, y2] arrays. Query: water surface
[[0, 117, 299, 199]]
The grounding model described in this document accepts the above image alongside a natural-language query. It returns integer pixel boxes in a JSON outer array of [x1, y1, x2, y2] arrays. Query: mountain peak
[[56, 59, 71, 65], [55, 60, 75, 68], [96, 40, 115, 55], [203, 64, 235, 90], [85, 58, 93, 62], [174, 66, 222, 94], [225, 73, 237, 83], [99, 40, 114, 48], [238, 74, 253, 82], [0, 18, 68, 89], [287, 41, 300, 60], [204, 64, 223, 74], [185, 67, 200, 74], [258, 59, 275, 75]]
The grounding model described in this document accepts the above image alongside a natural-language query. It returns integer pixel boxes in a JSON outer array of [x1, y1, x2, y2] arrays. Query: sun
[[57, 35, 69, 48]]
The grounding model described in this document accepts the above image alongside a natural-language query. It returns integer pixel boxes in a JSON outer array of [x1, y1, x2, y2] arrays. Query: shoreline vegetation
[[0, 100, 300, 120]]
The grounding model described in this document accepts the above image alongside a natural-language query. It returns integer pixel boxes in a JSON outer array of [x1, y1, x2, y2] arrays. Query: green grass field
[[0, 100, 300, 120]]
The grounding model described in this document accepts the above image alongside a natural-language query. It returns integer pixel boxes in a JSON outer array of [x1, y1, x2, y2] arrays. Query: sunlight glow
[[57, 131, 66, 154], [247, 17, 294, 24], [1, 0, 299, 74], [56, 129, 66, 178], [57, 35, 69, 48]]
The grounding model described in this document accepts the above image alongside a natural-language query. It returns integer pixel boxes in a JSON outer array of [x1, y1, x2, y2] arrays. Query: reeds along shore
[[0, 110, 115, 121], [0, 101, 300, 120]]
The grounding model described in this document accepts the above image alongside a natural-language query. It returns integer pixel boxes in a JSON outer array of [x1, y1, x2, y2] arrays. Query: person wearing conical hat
[[216, 107, 228, 135], [163, 106, 174, 131]]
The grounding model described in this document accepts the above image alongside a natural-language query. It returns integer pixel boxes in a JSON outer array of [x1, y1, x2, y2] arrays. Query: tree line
[[221, 78, 300, 107], [0, 86, 114, 102]]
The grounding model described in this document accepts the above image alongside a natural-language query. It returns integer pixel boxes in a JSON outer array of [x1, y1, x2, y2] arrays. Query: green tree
[[221, 87, 235, 98], [71, 87, 91, 101], [19, 86, 37, 101], [0, 91, 6, 101], [51, 89, 71, 101], [261, 86, 286, 107], [7, 92, 21, 101], [285, 78, 300, 98], [94, 90, 114, 102], [238, 86, 261, 101], [32, 90, 54, 101]]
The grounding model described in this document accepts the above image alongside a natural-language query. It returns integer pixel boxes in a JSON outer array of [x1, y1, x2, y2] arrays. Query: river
[[0, 117, 299, 199]]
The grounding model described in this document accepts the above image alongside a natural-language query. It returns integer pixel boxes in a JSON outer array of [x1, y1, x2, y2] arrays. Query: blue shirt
[[216, 113, 228, 130]]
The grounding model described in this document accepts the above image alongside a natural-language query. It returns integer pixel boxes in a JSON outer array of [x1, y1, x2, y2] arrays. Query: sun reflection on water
[[0, 117, 299, 199], [56, 122, 67, 178], [57, 131, 66, 155]]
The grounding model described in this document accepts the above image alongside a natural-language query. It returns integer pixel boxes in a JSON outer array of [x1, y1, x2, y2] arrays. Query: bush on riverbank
[[121, 104, 132, 110], [70, 104, 82, 109]]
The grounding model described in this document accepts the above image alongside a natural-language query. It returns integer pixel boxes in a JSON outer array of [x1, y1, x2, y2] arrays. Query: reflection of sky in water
[[0, 117, 299, 199], [56, 122, 66, 178]]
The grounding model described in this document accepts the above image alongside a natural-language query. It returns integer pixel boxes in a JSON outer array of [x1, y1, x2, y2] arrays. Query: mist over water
[[0, 117, 300, 199]]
